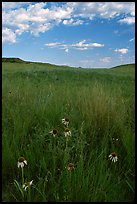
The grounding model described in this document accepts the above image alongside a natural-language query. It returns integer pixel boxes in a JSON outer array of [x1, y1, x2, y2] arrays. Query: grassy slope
[[2, 62, 135, 202]]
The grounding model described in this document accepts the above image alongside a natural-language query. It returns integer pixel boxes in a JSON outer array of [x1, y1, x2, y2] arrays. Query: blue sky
[[2, 2, 135, 68]]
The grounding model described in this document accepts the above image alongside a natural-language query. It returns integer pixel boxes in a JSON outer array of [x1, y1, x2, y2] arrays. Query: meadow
[[2, 61, 135, 202]]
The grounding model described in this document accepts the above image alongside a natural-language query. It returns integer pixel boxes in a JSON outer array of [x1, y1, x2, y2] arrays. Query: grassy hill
[[2, 59, 135, 202], [2, 57, 28, 63], [110, 63, 135, 76], [111, 63, 135, 70], [2, 57, 135, 69]]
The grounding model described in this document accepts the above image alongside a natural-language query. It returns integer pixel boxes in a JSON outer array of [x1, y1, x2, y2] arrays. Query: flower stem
[[21, 167, 24, 185]]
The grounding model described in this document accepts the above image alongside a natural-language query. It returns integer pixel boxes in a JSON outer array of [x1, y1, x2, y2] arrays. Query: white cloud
[[114, 48, 128, 54], [63, 18, 83, 26], [129, 38, 135, 42], [45, 40, 104, 50], [75, 47, 88, 50], [30, 23, 52, 36], [65, 48, 69, 53], [2, 2, 73, 43], [72, 19, 83, 25], [73, 40, 86, 47], [70, 40, 104, 48], [15, 24, 29, 35], [67, 2, 135, 19], [63, 19, 74, 25], [100, 57, 111, 63], [91, 43, 104, 47], [2, 28, 16, 43], [2, 2, 32, 10], [2, 2, 135, 44], [45, 42, 62, 47], [52, 7, 72, 19], [119, 16, 135, 24]]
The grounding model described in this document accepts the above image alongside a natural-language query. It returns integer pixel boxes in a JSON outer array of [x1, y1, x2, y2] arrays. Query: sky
[[2, 2, 135, 68]]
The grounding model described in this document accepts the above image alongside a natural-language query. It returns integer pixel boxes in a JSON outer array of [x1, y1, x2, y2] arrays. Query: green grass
[[2, 61, 135, 202]]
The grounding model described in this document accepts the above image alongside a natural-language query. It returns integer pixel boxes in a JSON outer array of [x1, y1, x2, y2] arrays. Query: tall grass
[[2, 63, 135, 201]]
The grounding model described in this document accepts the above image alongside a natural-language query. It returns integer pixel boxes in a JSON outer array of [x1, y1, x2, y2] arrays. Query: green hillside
[[2, 57, 135, 72], [110, 63, 135, 75], [2, 57, 28, 63], [111, 63, 135, 70], [2, 59, 135, 202]]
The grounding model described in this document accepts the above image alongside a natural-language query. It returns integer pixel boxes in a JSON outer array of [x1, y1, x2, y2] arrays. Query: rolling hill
[[2, 57, 135, 70]]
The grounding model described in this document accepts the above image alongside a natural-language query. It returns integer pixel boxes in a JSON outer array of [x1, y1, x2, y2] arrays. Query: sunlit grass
[[2, 62, 135, 201]]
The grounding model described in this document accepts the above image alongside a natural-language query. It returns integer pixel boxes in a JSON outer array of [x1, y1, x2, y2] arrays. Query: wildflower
[[22, 180, 33, 191], [62, 117, 70, 127], [49, 128, 58, 137], [64, 128, 71, 137], [67, 163, 75, 171], [112, 137, 119, 141], [109, 152, 118, 163], [112, 137, 119, 146], [17, 156, 27, 168]]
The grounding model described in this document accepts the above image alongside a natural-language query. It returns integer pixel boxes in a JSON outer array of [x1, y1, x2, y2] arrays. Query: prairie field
[[2, 62, 135, 202]]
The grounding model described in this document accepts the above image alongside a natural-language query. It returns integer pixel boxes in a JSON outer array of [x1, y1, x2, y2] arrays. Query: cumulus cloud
[[2, 2, 32, 10], [119, 16, 135, 24], [63, 19, 74, 25], [72, 19, 83, 25], [63, 18, 83, 26], [114, 48, 128, 54], [67, 2, 135, 19], [2, 2, 135, 44], [2, 28, 16, 43], [2, 2, 72, 43]]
